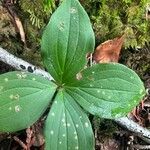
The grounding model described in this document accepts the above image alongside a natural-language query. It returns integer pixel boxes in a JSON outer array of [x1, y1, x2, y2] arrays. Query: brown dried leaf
[[93, 35, 125, 63]]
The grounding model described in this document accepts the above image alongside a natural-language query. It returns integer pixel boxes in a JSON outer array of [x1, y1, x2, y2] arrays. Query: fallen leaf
[[93, 35, 125, 63]]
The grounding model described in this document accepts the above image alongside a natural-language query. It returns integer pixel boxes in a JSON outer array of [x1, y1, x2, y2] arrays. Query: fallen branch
[[115, 117, 150, 141], [130, 144, 150, 149], [0, 46, 150, 142], [0, 47, 53, 80]]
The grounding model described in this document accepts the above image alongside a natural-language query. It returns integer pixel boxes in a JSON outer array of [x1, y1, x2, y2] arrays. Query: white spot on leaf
[[50, 130, 54, 135], [9, 94, 20, 100], [32, 78, 36, 81], [0, 86, 3, 91], [16, 73, 27, 79], [9, 107, 12, 110], [75, 124, 79, 128], [97, 90, 100, 93], [9, 94, 14, 99], [62, 134, 66, 137], [139, 89, 143, 94], [51, 112, 55, 116], [108, 96, 111, 99], [62, 119, 65, 122], [67, 123, 71, 127], [58, 22, 65, 31], [59, 141, 62, 144], [102, 91, 105, 95], [4, 78, 8, 82], [90, 84, 93, 87], [76, 72, 82, 80], [15, 105, 21, 112], [75, 146, 79, 150], [75, 135, 77, 139], [70, 7, 77, 13], [85, 122, 89, 128], [130, 76, 134, 79]]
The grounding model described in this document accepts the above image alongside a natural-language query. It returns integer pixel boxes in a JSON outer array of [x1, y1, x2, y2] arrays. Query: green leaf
[[65, 63, 146, 119], [41, 0, 95, 84], [0, 71, 57, 132], [45, 90, 94, 150]]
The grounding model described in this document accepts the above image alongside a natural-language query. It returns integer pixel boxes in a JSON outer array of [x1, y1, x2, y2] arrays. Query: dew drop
[[74, 131, 76, 135], [54, 101, 58, 104], [92, 71, 95, 74], [62, 134, 66, 137], [32, 78, 36, 81], [79, 116, 82, 119]]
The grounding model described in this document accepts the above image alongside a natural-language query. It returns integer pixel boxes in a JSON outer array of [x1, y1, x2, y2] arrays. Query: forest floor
[[0, 1, 150, 150]]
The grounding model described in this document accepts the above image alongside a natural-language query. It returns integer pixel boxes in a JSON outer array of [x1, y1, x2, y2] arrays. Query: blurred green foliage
[[81, 0, 150, 48], [1, 0, 150, 58]]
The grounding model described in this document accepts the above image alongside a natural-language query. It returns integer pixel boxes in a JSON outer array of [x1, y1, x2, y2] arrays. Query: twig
[[115, 117, 150, 142], [1, 46, 150, 142], [13, 136, 27, 150], [130, 144, 150, 149], [0, 47, 53, 80]]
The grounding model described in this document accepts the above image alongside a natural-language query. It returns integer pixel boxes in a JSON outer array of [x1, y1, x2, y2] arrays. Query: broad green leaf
[[41, 0, 95, 84], [45, 90, 94, 150], [0, 71, 57, 132], [65, 63, 146, 119]]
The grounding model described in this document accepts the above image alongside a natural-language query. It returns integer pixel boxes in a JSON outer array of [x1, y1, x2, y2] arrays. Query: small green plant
[[0, 0, 146, 149]]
